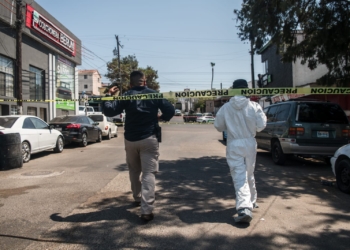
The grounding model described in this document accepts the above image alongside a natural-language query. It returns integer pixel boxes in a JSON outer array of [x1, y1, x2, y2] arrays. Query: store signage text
[[25, 5, 76, 56]]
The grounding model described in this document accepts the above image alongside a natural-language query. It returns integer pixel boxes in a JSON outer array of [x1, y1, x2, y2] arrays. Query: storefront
[[0, 0, 81, 121]]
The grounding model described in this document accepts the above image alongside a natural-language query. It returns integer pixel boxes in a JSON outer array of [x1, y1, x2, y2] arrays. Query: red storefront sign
[[25, 5, 76, 56]]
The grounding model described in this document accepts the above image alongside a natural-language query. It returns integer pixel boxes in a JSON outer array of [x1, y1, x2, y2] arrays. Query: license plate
[[317, 131, 329, 138], [55, 127, 62, 131]]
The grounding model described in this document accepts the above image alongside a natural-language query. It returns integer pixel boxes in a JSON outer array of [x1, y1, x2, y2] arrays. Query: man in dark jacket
[[103, 71, 174, 222]]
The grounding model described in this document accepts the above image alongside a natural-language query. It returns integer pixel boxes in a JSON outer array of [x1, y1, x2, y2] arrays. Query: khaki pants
[[125, 135, 159, 214]]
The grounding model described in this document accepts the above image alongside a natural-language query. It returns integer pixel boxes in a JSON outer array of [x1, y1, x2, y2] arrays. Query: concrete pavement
[[1, 122, 349, 250]]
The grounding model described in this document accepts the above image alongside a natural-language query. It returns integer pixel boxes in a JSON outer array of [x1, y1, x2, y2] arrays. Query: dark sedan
[[49, 115, 102, 147]]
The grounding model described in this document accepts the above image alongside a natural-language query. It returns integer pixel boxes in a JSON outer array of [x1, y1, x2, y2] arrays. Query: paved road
[[0, 118, 349, 250]]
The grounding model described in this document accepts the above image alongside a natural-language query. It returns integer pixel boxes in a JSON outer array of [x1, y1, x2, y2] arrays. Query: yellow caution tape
[[1, 87, 349, 102]]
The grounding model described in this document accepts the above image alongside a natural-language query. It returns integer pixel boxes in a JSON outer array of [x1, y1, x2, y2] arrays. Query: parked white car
[[89, 114, 118, 139], [197, 115, 215, 123], [330, 144, 350, 193], [79, 106, 96, 115], [0, 115, 64, 163], [112, 111, 126, 126]]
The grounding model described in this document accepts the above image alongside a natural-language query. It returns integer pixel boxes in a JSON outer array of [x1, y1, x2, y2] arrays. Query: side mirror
[[94, 122, 99, 125]]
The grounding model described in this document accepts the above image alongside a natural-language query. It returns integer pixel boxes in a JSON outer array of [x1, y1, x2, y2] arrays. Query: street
[[0, 116, 349, 250]]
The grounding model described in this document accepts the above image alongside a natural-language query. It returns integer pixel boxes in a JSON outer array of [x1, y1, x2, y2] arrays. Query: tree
[[194, 97, 213, 113], [105, 55, 160, 92], [234, 0, 350, 86], [139, 65, 160, 91]]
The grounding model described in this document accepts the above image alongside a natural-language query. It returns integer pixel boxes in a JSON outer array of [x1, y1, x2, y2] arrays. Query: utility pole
[[250, 34, 255, 88], [210, 62, 215, 90], [115, 35, 123, 95], [15, 0, 23, 114]]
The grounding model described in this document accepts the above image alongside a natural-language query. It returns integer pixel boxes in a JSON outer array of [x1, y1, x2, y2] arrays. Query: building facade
[[258, 32, 328, 88], [78, 70, 102, 96], [258, 33, 349, 117], [0, 0, 81, 121]]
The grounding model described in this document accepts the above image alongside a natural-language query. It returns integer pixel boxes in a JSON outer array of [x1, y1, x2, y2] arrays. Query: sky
[[35, 0, 264, 93]]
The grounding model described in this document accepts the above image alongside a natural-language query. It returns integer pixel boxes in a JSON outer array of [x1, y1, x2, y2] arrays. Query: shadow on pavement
[[41, 155, 350, 250]]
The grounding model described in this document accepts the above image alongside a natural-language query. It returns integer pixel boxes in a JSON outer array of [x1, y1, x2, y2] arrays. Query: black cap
[[232, 79, 248, 88]]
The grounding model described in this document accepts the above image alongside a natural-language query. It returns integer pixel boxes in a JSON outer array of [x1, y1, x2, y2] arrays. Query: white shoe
[[234, 208, 253, 223]]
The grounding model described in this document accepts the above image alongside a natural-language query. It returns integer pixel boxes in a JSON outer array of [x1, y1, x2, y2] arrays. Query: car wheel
[[54, 136, 64, 153], [271, 141, 286, 165], [97, 131, 102, 142], [114, 130, 118, 137], [202, 121, 206, 123], [105, 131, 111, 140], [22, 141, 31, 163], [335, 159, 350, 193], [80, 133, 88, 147]]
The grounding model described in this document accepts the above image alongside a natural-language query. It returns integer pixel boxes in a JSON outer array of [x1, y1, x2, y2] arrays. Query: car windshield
[[50, 116, 81, 123], [0, 117, 18, 128], [297, 103, 349, 124], [196, 113, 203, 117], [79, 107, 85, 111], [89, 115, 103, 122]]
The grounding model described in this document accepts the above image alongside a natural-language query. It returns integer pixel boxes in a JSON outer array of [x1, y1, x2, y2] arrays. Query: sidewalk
[[25, 155, 350, 250]]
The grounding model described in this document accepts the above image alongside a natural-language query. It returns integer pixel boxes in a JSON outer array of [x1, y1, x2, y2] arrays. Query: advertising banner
[[56, 56, 75, 110]]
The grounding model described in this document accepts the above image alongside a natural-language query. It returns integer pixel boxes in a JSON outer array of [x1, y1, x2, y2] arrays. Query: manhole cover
[[22, 171, 54, 176]]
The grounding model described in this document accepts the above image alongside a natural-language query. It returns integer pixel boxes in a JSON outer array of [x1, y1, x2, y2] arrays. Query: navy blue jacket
[[103, 86, 175, 141]]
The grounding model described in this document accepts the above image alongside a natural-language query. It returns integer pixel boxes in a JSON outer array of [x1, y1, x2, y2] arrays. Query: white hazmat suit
[[214, 95, 267, 212]]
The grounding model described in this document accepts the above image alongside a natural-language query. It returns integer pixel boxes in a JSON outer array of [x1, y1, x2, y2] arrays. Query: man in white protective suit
[[214, 79, 267, 223]]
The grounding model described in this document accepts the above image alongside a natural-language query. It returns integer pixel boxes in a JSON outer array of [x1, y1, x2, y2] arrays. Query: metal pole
[[115, 35, 122, 95], [16, 0, 23, 114], [250, 38, 255, 88]]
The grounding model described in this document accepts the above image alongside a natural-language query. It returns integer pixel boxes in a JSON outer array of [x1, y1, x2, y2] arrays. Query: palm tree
[[210, 62, 215, 90]]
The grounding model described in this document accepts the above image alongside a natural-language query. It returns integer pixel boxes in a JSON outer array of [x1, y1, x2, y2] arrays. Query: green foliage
[[139, 65, 160, 91], [105, 55, 160, 92], [166, 97, 176, 105], [234, 0, 350, 86], [194, 97, 214, 113]]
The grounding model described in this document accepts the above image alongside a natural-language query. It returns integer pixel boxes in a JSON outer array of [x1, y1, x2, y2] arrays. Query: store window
[[56, 56, 75, 111], [39, 108, 47, 121], [11, 105, 18, 115], [0, 55, 14, 97], [27, 107, 37, 116], [29, 66, 45, 100], [264, 60, 269, 74]]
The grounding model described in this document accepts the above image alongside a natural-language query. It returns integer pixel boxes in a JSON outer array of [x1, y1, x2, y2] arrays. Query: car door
[[30, 117, 56, 150], [107, 117, 117, 135], [88, 116, 99, 139], [21, 117, 40, 153], [257, 105, 279, 150], [273, 104, 291, 139]]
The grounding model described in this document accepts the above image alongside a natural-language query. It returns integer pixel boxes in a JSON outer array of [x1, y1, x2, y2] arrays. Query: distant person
[[214, 79, 267, 223], [103, 71, 175, 222]]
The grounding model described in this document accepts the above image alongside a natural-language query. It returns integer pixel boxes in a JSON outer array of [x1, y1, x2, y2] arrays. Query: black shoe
[[133, 201, 141, 207], [141, 213, 154, 222]]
